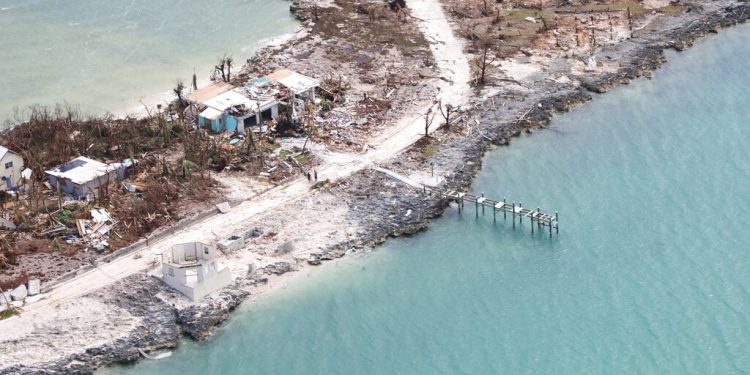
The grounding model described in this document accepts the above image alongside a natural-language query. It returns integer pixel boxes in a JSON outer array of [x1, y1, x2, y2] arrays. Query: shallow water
[[0, 0, 297, 122], [104, 23, 750, 374]]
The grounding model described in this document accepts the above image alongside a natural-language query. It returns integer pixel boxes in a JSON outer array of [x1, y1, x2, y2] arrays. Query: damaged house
[[186, 70, 320, 135], [187, 82, 279, 134], [264, 69, 320, 120], [45, 156, 124, 199], [0, 146, 25, 191], [159, 242, 233, 301]]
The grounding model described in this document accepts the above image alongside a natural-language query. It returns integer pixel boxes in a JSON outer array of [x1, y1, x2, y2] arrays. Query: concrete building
[[0, 146, 24, 191], [266, 69, 320, 119], [45, 156, 122, 198], [160, 242, 232, 301]]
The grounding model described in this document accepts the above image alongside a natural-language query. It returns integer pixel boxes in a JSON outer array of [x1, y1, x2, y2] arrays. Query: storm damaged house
[[0, 146, 25, 191], [265, 69, 319, 119], [159, 242, 232, 301], [187, 82, 279, 134], [45, 156, 123, 198]]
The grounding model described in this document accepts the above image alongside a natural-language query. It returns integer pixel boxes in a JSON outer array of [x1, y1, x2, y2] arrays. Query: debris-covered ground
[[1, 0, 749, 373], [238, 0, 438, 152], [0, 0, 437, 288]]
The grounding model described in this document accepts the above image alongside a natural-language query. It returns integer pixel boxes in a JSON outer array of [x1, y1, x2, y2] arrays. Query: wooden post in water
[[503, 197, 507, 220], [475, 196, 479, 218], [481, 192, 485, 215], [519, 202, 523, 224], [555, 211, 559, 234], [531, 210, 534, 234], [549, 212, 553, 238], [512, 201, 516, 229], [537, 207, 541, 230]]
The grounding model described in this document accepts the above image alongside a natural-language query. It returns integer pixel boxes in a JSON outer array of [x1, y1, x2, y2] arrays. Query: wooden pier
[[423, 186, 559, 237]]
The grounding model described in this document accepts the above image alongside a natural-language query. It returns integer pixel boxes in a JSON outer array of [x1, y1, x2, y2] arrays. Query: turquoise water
[[0, 0, 297, 122], [104, 24, 750, 374]]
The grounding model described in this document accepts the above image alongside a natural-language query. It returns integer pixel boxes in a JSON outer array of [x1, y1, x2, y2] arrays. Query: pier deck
[[372, 167, 559, 237], [424, 186, 559, 237]]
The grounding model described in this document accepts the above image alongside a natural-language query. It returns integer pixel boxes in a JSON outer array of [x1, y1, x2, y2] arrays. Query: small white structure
[[266, 69, 319, 101], [161, 242, 232, 301], [266, 69, 320, 119], [0, 146, 24, 191], [45, 157, 123, 198]]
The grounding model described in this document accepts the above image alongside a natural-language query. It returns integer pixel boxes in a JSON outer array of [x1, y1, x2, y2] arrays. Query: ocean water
[[0, 0, 298, 122], [103, 24, 750, 374]]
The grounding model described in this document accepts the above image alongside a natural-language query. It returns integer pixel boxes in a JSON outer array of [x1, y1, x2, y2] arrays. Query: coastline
[[119, 30, 305, 120], [0, 1, 749, 374]]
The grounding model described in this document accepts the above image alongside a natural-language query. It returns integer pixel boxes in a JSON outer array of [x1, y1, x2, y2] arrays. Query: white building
[[45, 156, 122, 198], [160, 242, 232, 301], [266, 69, 320, 119], [0, 146, 24, 191]]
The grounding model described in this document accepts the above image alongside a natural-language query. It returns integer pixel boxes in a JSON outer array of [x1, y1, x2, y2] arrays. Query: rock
[[263, 262, 294, 275], [27, 279, 41, 296], [10, 284, 28, 301], [0, 292, 11, 305], [216, 202, 231, 214], [176, 288, 249, 340], [307, 255, 322, 266], [25, 294, 49, 304], [276, 241, 295, 254]]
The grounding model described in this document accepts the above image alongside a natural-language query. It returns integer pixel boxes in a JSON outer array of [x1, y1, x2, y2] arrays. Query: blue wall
[[199, 112, 240, 133]]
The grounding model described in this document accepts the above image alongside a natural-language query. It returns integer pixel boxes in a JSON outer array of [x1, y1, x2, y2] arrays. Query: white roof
[[199, 107, 224, 120], [0, 146, 20, 161], [267, 70, 319, 95], [203, 90, 255, 112], [200, 89, 278, 118], [45, 156, 121, 185]]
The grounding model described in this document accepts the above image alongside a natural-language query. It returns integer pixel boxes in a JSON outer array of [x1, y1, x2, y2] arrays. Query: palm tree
[[173, 80, 186, 107]]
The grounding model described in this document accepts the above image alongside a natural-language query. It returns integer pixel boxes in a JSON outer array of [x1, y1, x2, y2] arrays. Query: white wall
[[0, 153, 24, 191]]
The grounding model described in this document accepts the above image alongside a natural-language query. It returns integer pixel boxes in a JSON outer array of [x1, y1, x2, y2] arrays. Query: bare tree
[[424, 107, 436, 137], [438, 100, 456, 130], [214, 54, 234, 82], [225, 55, 233, 82], [214, 59, 226, 82], [173, 80, 186, 107], [473, 36, 496, 85]]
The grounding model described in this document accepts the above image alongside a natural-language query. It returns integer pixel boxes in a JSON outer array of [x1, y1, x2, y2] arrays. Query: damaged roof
[[266, 69, 319, 95], [0, 146, 21, 161], [185, 82, 234, 103], [45, 157, 121, 185]]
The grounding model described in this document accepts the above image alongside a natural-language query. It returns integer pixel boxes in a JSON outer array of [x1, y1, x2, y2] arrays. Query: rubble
[[217, 235, 244, 252]]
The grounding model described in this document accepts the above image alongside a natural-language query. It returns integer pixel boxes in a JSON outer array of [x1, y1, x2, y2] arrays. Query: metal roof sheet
[[185, 82, 234, 103]]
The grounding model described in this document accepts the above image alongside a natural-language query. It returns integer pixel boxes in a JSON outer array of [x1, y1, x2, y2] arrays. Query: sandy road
[[1, 0, 471, 321]]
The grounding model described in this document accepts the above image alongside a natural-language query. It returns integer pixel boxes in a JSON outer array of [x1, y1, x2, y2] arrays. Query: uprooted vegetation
[[236, 0, 437, 152], [445, 0, 688, 85], [0, 105, 315, 283]]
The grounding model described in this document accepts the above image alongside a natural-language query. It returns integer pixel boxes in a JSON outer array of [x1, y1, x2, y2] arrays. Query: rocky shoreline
[[1, 2, 748, 374]]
